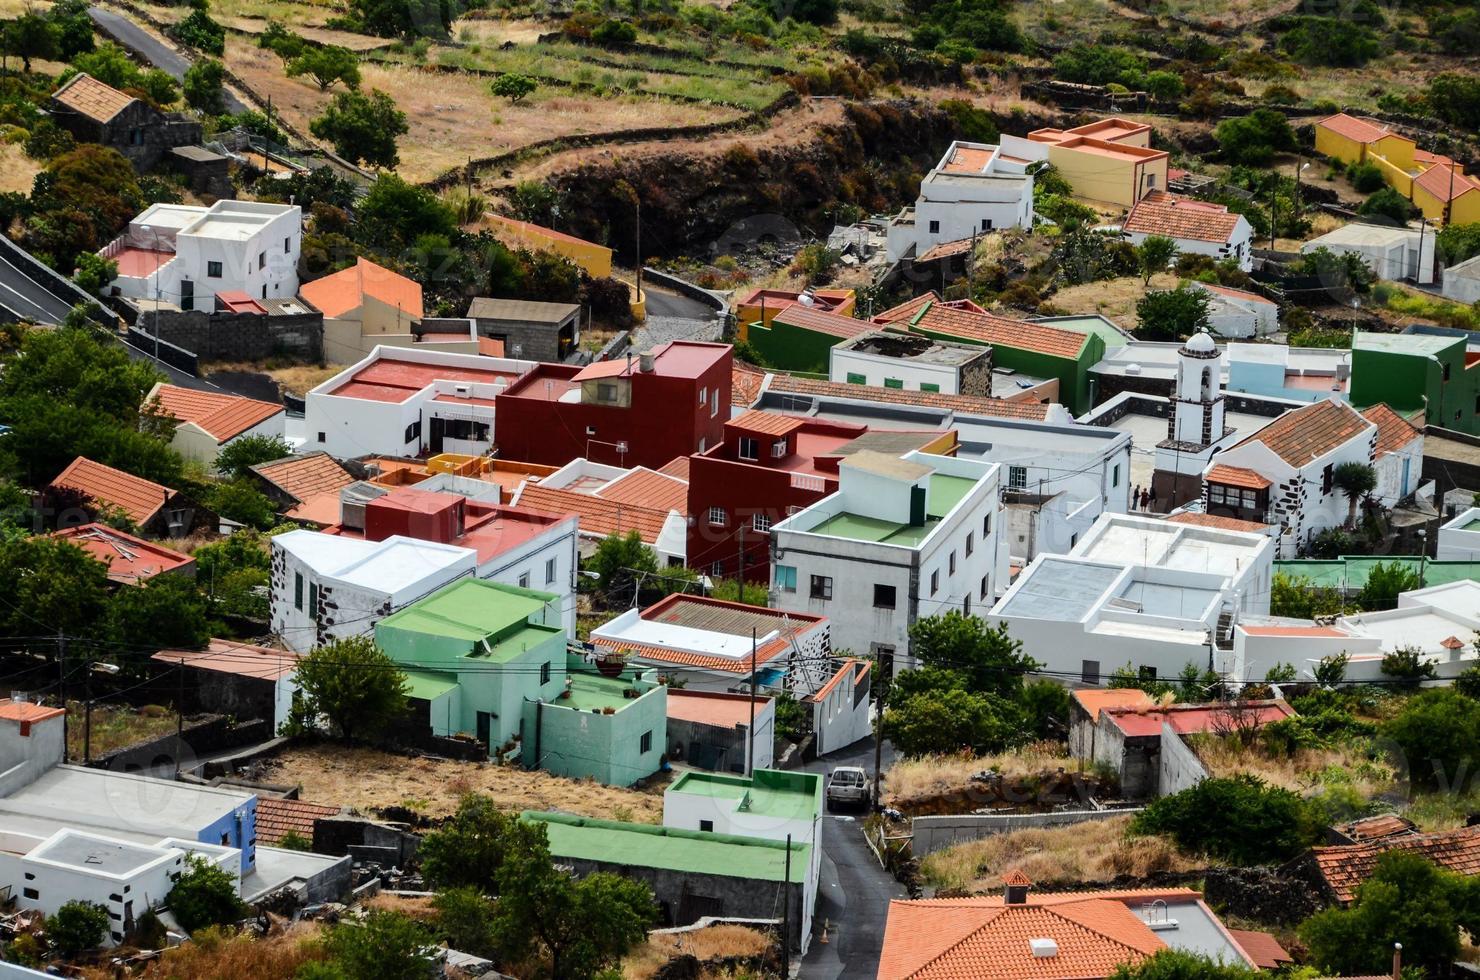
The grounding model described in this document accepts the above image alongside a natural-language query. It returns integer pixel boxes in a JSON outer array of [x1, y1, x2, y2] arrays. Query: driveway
[[799, 737, 906, 980], [89, 6, 247, 113]]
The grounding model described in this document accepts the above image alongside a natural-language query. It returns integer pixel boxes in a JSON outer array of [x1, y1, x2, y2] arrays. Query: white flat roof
[[0, 765, 249, 840], [1307, 223, 1418, 248], [1343, 607, 1478, 652], [275, 529, 473, 593], [1071, 514, 1268, 578], [593, 617, 781, 661]]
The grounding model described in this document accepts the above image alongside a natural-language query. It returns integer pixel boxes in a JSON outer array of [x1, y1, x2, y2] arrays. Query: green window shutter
[[846, 373, 866, 385], [308, 583, 318, 618], [920, 383, 940, 393], [884, 377, 904, 389]]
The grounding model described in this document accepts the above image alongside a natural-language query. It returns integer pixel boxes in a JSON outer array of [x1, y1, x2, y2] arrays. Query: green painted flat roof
[[525, 811, 810, 882], [377, 579, 562, 659], [1035, 315, 1130, 349], [1276, 556, 1480, 590], [557, 673, 645, 712], [668, 769, 822, 823], [927, 474, 975, 518], [403, 668, 459, 701], [804, 473, 974, 547], [1354, 332, 1459, 355]]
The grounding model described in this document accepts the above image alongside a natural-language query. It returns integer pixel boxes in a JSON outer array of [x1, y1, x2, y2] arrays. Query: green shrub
[[1130, 774, 1324, 864], [167, 856, 246, 934], [1347, 161, 1385, 193], [46, 901, 109, 957]]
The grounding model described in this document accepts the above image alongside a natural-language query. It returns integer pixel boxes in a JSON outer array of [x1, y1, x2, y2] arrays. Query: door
[[429, 417, 445, 454], [476, 711, 491, 746], [180, 279, 194, 311]]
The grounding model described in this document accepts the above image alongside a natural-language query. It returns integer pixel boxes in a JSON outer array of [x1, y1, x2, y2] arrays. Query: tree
[[1359, 187, 1416, 223], [174, 5, 226, 55], [45, 901, 109, 957], [908, 612, 1037, 699], [1429, 73, 1480, 130], [206, 479, 278, 529], [1052, 43, 1147, 87], [1314, 652, 1349, 687], [418, 793, 542, 891], [1271, 572, 1347, 619], [490, 73, 538, 103], [1357, 560, 1419, 611], [292, 636, 408, 742], [1332, 461, 1377, 528], [71, 42, 143, 89], [138, 68, 180, 107], [354, 171, 455, 252], [1457, 662, 1480, 700], [585, 531, 656, 607], [1136, 284, 1210, 341], [1277, 17, 1380, 66], [707, 577, 766, 606], [1135, 235, 1178, 286], [1143, 71, 1184, 101], [0, 536, 111, 638], [310, 88, 408, 169], [168, 855, 246, 933], [1214, 109, 1297, 166], [73, 252, 117, 294], [432, 886, 498, 958], [287, 45, 361, 91], [1379, 645, 1435, 689], [106, 573, 210, 656], [320, 909, 436, 980], [8, 11, 58, 72], [1383, 688, 1480, 790], [50, 0, 95, 59], [345, 0, 453, 39], [1130, 774, 1324, 864], [182, 58, 227, 115], [1296, 245, 1375, 294], [214, 433, 292, 480], [883, 687, 1026, 756], [1301, 852, 1480, 977], [1109, 949, 1258, 980]]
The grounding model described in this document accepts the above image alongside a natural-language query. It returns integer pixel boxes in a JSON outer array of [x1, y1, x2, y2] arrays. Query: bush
[[1053, 43, 1147, 87], [1136, 284, 1210, 341], [73, 251, 116, 293], [1428, 73, 1480, 130], [310, 89, 408, 169], [1347, 161, 1385, 193], [168, 856, 246, 934], [1359, 187, 1415, 223], [320, 910, 436, 980], [432, 886, 498, 958], [590, 19, 637, 45], [939, 98, 998, 143], [183, 58, 227, 115], [1144, 71, 1184, 101], [1130, 774, 1324, 864], [1384, 688, 1480, 790], [1277, 17, 1380, 66], [174, 7, 226, 55], [46, 901, 109, 957], [490, 73, 538, 104], [1214, 109, 1296, 166]]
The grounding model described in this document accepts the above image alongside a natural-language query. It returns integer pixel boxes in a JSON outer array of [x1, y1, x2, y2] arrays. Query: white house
[[303, 345, 536, 460], [769, 450, 1008, 671], [990, 512, 1273, 683], [591, 594, 832, 694], [885, 141, 1034, 262], [1438, 506, 1480, 560], [270, 530, 476, 653], [102, 200, 303, 308], [1121, 191, 1254, 271], [805, 658, 872, 755], [827, 330, 993, 396], [1301, 222, 1436, 285], [510, 457, 690, 567], [1442, 253, 1480, 304], [1193, 282, 1279, 338], [1201, 396, 1417, 556]]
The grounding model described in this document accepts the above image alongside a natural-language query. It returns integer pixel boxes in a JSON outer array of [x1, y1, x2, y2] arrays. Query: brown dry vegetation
[[622, 924, 775, 979], [66, 702, 179, 761], [1047, 272, 1180, 329], [1189, 734, 1397, 799], [884, 743, 1074, 805], [263, 743, 669, 821], [919, 814, 1204, 892], [0, 142, 43, 196], [78, 922, 326, 980]]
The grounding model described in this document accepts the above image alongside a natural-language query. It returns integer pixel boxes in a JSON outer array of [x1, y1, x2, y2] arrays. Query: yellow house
[[1314, 113, 1416, 170], [1412, 163, 1480, 226], [732, 286, 856, 341], [301, 257, 427, 363], [483, 214, 613, 279], [1314, 113, 1479, 225], [996, 119, 1169, 207]]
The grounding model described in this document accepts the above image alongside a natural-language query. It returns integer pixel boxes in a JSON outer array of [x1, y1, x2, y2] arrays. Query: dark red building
[[685, 410, 957, 582], [494, 341, 733, 470]]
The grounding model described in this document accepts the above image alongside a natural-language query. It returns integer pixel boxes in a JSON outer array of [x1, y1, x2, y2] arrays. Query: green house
[[1351, 330, 1480, 435], [745, 304, 873, 374], [523, 655, 667, 786], [374, 578, 568, 752]]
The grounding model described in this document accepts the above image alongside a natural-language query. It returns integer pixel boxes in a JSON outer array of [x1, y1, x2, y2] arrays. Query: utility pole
[[736, 524, 745, 596], [781, 833, 792, 978], [175, 658, 185, 777], [871, 648, 888, 808], [83, 664, 91, 765], [1269, 180, 1278, 250], [634, 195, 643, 307], [748, 627, 756, 776], [57, 631, 66, 761]]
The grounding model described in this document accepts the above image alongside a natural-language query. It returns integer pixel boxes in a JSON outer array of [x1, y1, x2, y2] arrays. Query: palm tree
[[1332, 461, 1377, 527]]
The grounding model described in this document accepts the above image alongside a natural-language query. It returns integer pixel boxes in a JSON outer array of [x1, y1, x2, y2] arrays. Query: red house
[[685, 410, 957, 582], [494, 341, 732, 470]]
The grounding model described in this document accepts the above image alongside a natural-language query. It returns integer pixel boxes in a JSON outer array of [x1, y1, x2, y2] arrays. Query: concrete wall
[[809, 667, 871, 756], [0, 714, 64, 796], [140, 308, 323, 363], [471, 311, 577, 363], [525, 684, 667, 786], [667, 704, 775, 773], [911, 808, 1143, 856], [1157, 722, 1208, 797]]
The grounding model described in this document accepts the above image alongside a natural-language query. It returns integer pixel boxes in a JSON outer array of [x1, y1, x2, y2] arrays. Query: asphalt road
[[88, 6, 247, 114], [641, 283, 719, 322], [0, 251, 74, 324], [799, 736, 906, 980]]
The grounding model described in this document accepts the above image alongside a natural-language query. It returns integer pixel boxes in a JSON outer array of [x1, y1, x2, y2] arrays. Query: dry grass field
[[883, 743, 1075, 805], [622, 924, 774, 979]]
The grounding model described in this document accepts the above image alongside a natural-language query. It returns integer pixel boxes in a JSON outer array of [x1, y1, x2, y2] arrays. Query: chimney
[[1003, 870, 1032, 905], [639, 350, 656, 373], [1392, 942, 1402, 980]]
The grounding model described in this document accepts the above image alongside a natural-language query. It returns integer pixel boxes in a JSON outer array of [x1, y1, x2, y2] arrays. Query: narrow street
[[799, 737, 906, 980]]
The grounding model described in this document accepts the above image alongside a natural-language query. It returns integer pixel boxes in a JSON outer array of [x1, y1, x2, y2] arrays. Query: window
[[710, 561, 724, 576], [207, 260, 222, 278], [699, 819, 714, 832], [258, 251, 266, 271], [545, 557, 556, 584], [874, 584, 896, 609], [1145, 173, 1157, 189], [712, 387, 720, 417], [404, 420, 420, 444], [738, 436, 759, 460], [180, 279, 194, 311], [698, 438, 706, 453], [1139, 665, 1157, 681], [752, 512, 772, 532], [928, 220, 940, 233], [285, 236, 291, 253], [317, 431, 326, 443], [1082, 660, 1101, 684], [261, 284, 267, 299], [810, 575, 833, 600], [595, 382, 619, 403], [518, 572, 530, 588], [1444, 362, 1452, 382], [1321, 464, 1334, 495], [981, 218, 993, 231], [884, 377, 904, 389], [980, 574, 990, 600], [221, 833, 230, 846], [1112, 464, 1121, 488], [949, 551, 956, 574], [640, 730, 653, 754], [540, 661, 551, 684], [1008, 466, 1027, 490], [965, 532, 974, 556], [708, 506, 727, 526], [308, 583, 318, 618], [294, 572, 303, 611], [846, 372, 866, 385], [930, 570, 939, 594], [920, 382, 940, 393], [775, 565, 797, 592], [441, 418, 490, 442], [982, 513, 992, 536], [23, 888, 37, 900], [699, 388, 708, 407]]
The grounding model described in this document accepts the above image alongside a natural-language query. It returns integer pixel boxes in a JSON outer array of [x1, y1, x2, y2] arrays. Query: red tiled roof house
[[146, 382, 284, 468], [1122, 191, 1254, 271], [48, 456, 210, 537]]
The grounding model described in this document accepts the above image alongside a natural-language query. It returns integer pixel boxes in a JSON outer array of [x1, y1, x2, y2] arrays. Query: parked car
[[826, 766, 870, 811]]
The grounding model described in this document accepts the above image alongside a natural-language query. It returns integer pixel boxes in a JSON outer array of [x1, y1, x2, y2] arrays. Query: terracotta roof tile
[[1205, 464, 1272, 490], [657, 456, 692, 481], [1195, 281, 1275, 306], [806, 658, 869, 702], [0, 701, 66, 723], [765, 373, 1051, 420], [771, 304, 874, 340], [255, 797, 343, 846], [591, 636, 791, 672], [252, 452, 356, 504], [1361, 403, 1422, 456], [149, 384, 283, 443], [595, 467, 688, 513], [874, 293, 935, 325], [1231, 398, 1371, 466], [516, 484, 672, 544], [51, 73, 135, 124], [1308, 826, 1480, 904], [49, 457, 173, 525], [1123, 191, 1243, 244], [1227, 929, 1292, 970], [917, 238, 977, 262], [153, 638, 302, 681], [1167, 511, 1270, 533], [1317, 113, 1399, 145], [943, 146, 994, 173], [1340, 814, 1416, 841], [300, 257, 424, 320], [729, 410, 806, 437], [731, 363, 768, 407], [890, 299, 1089, 360], [51, 523, 195, 584], [1071, 688, 1154, 722], [1415, 163, 1480, 203]]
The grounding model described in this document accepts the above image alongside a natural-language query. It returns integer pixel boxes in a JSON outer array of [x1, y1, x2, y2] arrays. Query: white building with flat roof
[[828, 330, 993, 396], [886, 141, 1034, 262], [1438, 506, 1480, 560], [102, 200, 303, 309], [1301, 222, 1436, 285], [770, 450, 1008, 670]]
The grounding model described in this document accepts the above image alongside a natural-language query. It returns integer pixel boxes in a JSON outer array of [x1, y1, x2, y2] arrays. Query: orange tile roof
[[891, 299, 1089, 360], [299, 257, 424, 321], [50, 456, 173, 525], [807, 658, 869, 701], [516, 484, 671, 544], [51, 73, 135, 124], [658, 456, 692, 481], [1230, 398, 1371, 466], [1240, 625, 1349, 637], [1166, 511, 1270, 533], [255, 797, 343, 846], [765, 372, 1051, 420], [943, 146, 994, 173], [1205, 464, 1272, 490], [732, 363, 768, 407], [153, 638, 301, 681], [1071, 688, 1153, 722], [874, 293, 935, 325], [1227, 929, 1292, 970], [730, 410, 806, 438], [771, 304, 874, 340], [666, 688, 773, 727], [1316, 113, 1399, 145], [1123, 191, 1243, 244], [252, 452, 355, 504], [1361, 403, 1422, 456], [0, 701, 66, 723], [52, 523, 195, 584], [1001, 869, 1034, 886], [591, 634, 793, 672], [1308, 825, 1480, 904], [149, 383, 283, 443], [917, 238, 978, 263], [1196, 282, 1274, 306], [1340, 814, 1416, 841], [596, 467, 689, 514], [1415, 162, 1480, 203]]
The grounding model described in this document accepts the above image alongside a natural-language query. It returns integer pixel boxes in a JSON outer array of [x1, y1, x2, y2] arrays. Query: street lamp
[[1294, 159, 1311, 223], [139, 223, 163, 364]]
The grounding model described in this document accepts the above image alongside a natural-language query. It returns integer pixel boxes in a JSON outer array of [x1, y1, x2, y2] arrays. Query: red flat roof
[[112, 246, 173, 278], [1104, 700, 1294, 737], [460, 505, 565, 564], [666, 688, 773, 728], [572, 341, 730, 383], [328, 355, 524, 404], [52, 523, 195, 584]]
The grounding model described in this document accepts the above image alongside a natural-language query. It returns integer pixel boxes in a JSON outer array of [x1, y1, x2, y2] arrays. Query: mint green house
[[523, 655, 668, 787], [374, 578, 568, 753]]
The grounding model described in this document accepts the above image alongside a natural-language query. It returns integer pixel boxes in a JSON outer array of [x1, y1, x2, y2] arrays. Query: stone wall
[[140, 308, 324, 363], [911, 808, 1144, 856]]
